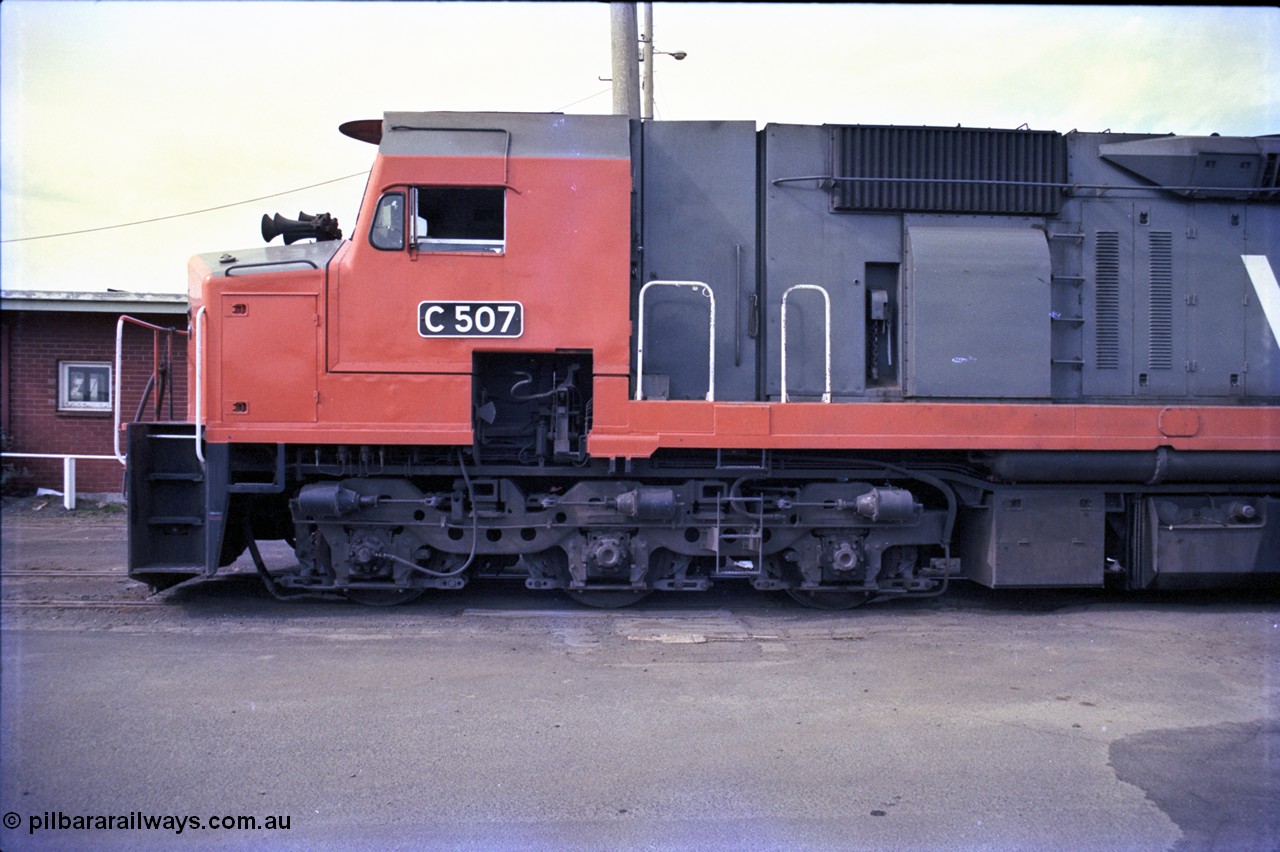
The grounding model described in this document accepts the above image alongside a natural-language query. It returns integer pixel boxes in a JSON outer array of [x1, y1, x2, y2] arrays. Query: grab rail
[[113, 315, 190, 465], [780, 284, 832, 403], [194, 305, 207, 465], [635, 280, 716, 401]]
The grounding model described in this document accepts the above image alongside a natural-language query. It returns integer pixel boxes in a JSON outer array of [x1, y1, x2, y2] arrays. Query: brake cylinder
[[855, 487, 921, 522]]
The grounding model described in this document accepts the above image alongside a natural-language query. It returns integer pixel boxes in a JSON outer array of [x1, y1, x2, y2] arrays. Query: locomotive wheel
[[786, 589, 872, 610], [564, 589, 653, 609], [345, 588, 426, 607]]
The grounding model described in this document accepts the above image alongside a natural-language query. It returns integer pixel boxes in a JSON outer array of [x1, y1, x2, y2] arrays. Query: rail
[[780, 284, 832, 403], [769, 174, 1280, 198], [112, 313, 193, 465]]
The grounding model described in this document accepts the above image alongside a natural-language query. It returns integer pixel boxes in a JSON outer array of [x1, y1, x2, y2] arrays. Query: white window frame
[[58, 361, 113, 412]]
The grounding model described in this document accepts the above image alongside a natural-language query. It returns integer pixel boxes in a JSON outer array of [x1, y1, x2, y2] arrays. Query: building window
[[413, 186, 505, 254], [58, 361, 112, 412]]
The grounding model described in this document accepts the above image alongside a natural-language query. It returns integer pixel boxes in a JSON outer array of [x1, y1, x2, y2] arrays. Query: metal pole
[[641, 2, 654, 120], [610, 3, 640, 119]]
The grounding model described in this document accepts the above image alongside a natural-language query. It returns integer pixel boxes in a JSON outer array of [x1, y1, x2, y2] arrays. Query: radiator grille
[[1094, 232, 1121, 370], [1147, 231, 1174, 370], [831, 125, 1066, 215]]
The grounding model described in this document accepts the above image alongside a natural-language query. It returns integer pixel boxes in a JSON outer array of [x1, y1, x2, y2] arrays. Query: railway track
[[1, 570, 130, 579], [0, 567, 266, 611], [2, 570, 157, 609], [0, 599, 164, 609]]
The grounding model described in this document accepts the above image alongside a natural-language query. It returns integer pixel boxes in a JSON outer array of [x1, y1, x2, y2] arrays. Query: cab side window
[[413, 186, 505, 254], [369, 192, 405, 250]]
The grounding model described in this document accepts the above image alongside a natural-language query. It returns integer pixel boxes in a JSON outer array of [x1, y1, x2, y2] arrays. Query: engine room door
[[636, 121, 759, 401], [1188, 202, 1251, 398], [903, 226, 1052, 398]]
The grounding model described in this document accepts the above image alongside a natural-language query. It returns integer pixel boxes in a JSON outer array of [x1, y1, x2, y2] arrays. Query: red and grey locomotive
[[124, 111, 1280, 607]]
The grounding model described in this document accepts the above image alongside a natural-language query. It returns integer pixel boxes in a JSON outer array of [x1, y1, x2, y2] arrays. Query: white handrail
[[112, 315, 191, 464], [780, 284, 832, 403], [113, 316, 127, 464], [635, 280, 716, 401], [194, 305, 207, 465]]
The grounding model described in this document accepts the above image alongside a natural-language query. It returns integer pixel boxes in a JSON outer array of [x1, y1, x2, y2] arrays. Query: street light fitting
[[637, 3, 685, 120], [640, 48, 688, 62]]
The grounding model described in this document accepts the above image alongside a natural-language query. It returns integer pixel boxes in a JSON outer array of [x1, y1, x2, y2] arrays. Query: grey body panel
[[1188, 201, 1249, 398], [1243, 206, 1280, 396], [752, 125, 1280, 404], [1099, 134, 1280, 199], [1079, 194, 1137, 397], [636, 121, 759, 401], [761, 124, 894, 401], [380, 112, 630, 160], [1066, 132, 1279, 401]]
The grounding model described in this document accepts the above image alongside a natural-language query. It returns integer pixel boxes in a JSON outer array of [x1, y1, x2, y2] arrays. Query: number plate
[[418, 301, 523, 338]]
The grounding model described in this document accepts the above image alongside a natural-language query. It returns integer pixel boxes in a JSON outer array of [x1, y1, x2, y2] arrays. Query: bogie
[[256, 471, 959, 607]]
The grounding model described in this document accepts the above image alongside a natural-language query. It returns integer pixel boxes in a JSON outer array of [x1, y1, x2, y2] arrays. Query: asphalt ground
[[1, 497, 1278, 851]]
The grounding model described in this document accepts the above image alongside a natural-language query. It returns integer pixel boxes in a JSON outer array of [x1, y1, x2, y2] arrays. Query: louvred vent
[[830, 125, 1066, 215]]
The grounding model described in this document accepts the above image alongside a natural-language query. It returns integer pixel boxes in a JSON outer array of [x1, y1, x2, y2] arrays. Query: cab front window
[[369, 192, 405, 250]]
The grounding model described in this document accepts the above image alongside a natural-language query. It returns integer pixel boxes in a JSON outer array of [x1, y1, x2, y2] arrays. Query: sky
[[1, 2, 1277, 294]]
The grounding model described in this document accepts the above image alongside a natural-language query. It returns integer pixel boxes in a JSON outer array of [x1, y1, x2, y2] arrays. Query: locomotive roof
[[194, 240, 345, 280], [0, 289, 187, 314], [342, 112, 632, 160]]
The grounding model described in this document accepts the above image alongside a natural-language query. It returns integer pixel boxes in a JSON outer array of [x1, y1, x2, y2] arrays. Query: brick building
[[2, 290, 189, 497]]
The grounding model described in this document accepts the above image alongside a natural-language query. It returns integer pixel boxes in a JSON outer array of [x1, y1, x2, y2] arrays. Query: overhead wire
[[551, 87, 612, 112], [1, 171, 370, 244], [7, 89, 612, 245]]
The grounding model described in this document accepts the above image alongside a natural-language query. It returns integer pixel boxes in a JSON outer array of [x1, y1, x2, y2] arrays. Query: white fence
[[0, 452, 120, 510]]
